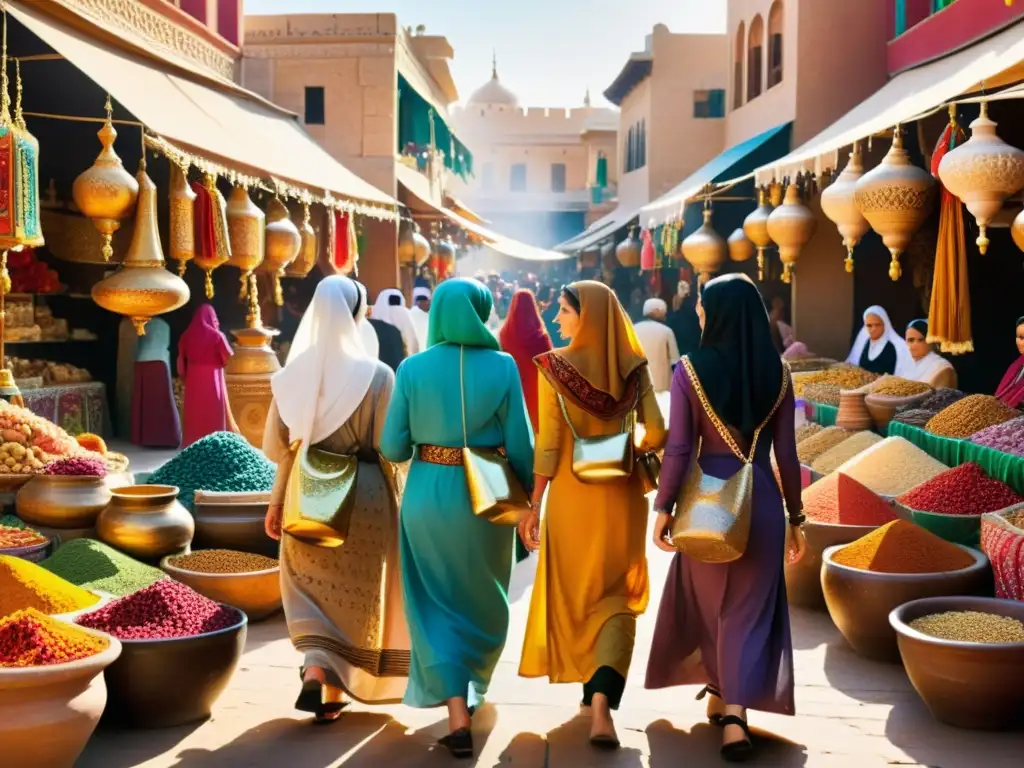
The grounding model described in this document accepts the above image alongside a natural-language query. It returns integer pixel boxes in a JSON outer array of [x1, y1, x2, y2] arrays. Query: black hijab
[[688, 274, 785, 439]]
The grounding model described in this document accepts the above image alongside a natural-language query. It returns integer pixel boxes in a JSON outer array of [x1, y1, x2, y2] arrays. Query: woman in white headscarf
[[263, 275, 409, 723], [846, 305, 914, 377], [409, 286, 431, 352], [903, 319, 957, 388], [354, 281, 380, 359], [372, 288, 420, 357]]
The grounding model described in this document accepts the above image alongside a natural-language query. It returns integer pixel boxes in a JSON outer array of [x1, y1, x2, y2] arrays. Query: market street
[[78, 514, 1023, 768]]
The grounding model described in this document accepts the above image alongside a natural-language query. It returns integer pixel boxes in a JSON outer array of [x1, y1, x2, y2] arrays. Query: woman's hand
[[265, 503, 283, 541], [786, 523, 807, 564], [652, 512, 676, 553], [518, 509, 541, 552]]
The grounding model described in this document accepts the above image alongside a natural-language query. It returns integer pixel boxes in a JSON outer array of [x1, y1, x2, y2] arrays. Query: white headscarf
[[271, 276, 377, 447], [846, 305, 914, 376], [354, 281, 379, 359], [904, 319, 953, 382], [372, 288, 420, 356]]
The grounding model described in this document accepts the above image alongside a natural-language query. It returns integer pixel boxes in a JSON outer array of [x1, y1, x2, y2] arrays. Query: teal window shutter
[[596, 155, 608, 187], [895, 0, 906, 36], [709, 89, 725, 118]]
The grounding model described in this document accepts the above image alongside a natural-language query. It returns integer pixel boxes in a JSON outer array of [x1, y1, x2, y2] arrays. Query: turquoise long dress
[[381, 279, 534, 709]]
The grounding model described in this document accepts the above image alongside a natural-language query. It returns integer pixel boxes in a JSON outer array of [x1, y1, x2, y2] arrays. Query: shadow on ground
[[646, 718, 808, 767]]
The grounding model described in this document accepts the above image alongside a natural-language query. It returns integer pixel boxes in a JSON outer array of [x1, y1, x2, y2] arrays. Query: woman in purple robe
[[646, 273, 805, 762]]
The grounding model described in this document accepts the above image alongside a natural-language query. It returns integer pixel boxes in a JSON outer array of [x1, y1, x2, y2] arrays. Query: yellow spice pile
[[793, 366, 877, 398], [926, 395, 1019, 439]]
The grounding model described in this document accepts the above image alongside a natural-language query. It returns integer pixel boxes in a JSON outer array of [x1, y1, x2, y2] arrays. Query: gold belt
[[418, 445, 506, 466]]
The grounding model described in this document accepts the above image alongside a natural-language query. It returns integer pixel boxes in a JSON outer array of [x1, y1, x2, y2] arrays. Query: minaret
[[492, 50, 498, 80], [584, 86, 592, 108]]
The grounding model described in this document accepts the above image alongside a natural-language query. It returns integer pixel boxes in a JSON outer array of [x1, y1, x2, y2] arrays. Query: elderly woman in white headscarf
[[846, 305, 914, 377], [409, 286, 431, 352], [263, 275, 409, 724], [372, 288, 420, 357]]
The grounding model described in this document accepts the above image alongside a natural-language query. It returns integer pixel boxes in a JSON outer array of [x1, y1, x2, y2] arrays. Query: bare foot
[[589, 693, 619, 748]]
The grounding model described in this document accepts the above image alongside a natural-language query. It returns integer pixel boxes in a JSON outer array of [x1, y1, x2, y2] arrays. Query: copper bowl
[[0, 537, 52, 563], [785, 520, 882, 610], [192, 495, 276, 557], [160, 555, 281, 622], [821, 544, 991, 662], [99, 607, 247, 729], [891, 596, 1024, 730]]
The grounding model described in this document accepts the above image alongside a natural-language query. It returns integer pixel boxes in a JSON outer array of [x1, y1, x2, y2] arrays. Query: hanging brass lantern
[[820, 142, 870, 273], [854, 127, 937, 281], [727, 228, 755, 263], [681, 206, 726, 282], [168, 164, 195, 277], [226, 186, 265, 299], [1012, 207, 1024, 252], [287, 202, 317, 278], [433, 236, 457, 280], [398, 220, 430, 267], [616, 225, 641, 268], [938, 101, 1024, 255], [91, 162, 190, 335], [262, 198, 301, 305], [72, 96, 138, 262], [0, 59, 43, 251], [743, 187, 774, 280], [767, 183, 817, 284]]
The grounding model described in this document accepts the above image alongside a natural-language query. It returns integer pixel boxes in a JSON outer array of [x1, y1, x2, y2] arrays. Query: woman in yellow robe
[[518, 281, 666, 749]]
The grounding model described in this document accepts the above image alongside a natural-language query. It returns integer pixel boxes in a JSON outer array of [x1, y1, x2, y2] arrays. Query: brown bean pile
[[167, 549, 278, 575], [909, 611, 1024, 643], [797, 427, 855, 465], [795, 423, 824, 444], [793, 366, 877, 398], [802, 384, 841, 406], [926, 395, 1020, 439], [871, 378, 933, 397], [811, 431, 884, 475]]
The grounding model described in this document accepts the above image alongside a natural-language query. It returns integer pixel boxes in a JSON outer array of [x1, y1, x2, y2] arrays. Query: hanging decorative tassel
[[640, 225, 656, 273], [927, 107, 973, 355]]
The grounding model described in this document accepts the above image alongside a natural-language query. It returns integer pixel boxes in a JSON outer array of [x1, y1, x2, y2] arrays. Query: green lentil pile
[[167, 549, 278, 574], [40, 539, 166, 596], [797, 427, 854, 465], [148, 431, 277, 511], [0, 514, 29, 530], [909, 611, 1024, 643]]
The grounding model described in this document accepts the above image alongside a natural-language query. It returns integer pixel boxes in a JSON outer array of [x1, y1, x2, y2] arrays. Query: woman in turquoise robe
[[381, 278, 534, 759]]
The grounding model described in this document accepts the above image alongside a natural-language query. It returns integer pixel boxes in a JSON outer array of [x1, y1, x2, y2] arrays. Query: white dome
[[467, 57, 518, 107]]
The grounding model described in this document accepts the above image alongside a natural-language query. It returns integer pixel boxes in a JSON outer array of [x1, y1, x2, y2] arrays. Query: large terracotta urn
[[224, 324, 281, 448], [820, 142, 870, 273]]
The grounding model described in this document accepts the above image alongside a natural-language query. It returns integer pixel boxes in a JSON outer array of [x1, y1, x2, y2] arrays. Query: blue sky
[[244, 0, 726, 108]]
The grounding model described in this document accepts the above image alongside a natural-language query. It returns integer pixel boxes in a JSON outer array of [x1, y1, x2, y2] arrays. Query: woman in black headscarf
[[645, 274, 805, 762]]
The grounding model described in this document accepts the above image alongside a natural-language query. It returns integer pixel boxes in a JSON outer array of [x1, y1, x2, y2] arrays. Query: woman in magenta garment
[[995, 316, 1024, 410], [498, 289, 553, 433], [177, 304, 236, 447]]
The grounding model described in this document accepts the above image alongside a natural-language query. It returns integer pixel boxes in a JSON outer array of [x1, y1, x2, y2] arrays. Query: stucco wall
[[617, 77, 652, 208]]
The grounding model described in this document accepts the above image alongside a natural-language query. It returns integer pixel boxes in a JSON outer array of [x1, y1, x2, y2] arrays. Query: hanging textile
[[332, 211, 359, 275], [927, 110, 973, 354], [640, 227, 656, 272]]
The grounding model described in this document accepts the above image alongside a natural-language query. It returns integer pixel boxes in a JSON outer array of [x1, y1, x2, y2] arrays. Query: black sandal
[[294, 678, 348, 724], [438, 727, 474, 759], [696, 685, 725, 726], [589, 733, 620, 751], [719, 714, 754, 763]]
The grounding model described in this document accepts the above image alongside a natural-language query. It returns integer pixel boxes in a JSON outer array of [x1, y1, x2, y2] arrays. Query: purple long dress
[[644, 364, 800, 716]]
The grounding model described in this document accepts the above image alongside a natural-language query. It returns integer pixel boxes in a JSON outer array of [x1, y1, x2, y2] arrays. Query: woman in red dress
[[177, 304, 237, 447], [499, 289, 553, 433]]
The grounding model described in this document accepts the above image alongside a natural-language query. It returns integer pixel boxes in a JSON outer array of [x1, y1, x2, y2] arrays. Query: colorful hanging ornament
[[287, 202, 317, 278], [615, 225, 641, 268], [640, 220, 656, 272], [820, 141, 870, 273], [681, 204, 726, 283], [767, 182, 817, 284], [168, 164, 195, 277], [191, 174, 231, 299], [262, 197, 301, 305], [0, 58, 42, 252], [331, 210, 360, 275], [226, 185, 265, 299], [743, 187, 774, 280], [432, 236, 457, 280]]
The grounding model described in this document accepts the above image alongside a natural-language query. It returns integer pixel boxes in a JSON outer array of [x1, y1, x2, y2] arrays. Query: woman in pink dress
[[177, 304, 237, 447]]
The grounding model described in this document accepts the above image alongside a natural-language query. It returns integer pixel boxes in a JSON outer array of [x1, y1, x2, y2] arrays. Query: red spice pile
[[898, 462, 1023, 516], [802, 472, 898, 526], [45, 456, 108, 477], [76, 579, 240, 640], [0, 608, 107, 666]]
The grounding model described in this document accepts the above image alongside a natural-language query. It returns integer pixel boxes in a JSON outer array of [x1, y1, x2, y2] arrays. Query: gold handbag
[[283, 442, 358, 548], [670, 359, 789, 564], [557, 393, 636, 484], [459, 346, 531, 526]]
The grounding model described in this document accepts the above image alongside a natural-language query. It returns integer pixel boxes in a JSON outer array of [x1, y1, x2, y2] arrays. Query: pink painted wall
[[178, 0, 208, 25], [217, 0, 241, 46]]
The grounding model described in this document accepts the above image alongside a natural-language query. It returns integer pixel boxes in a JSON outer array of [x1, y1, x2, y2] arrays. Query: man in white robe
[[371, 288, 421, 357], [409, 286, 431, 351], [633, 298, 679, 393]]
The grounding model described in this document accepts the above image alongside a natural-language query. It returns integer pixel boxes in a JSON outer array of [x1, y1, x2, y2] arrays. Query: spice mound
[[167, 549, 278, 574], [971, 416, 1024, 458], [148, 431, 276, 511], [0, 514, 29, 530], [909, 610, 1024, 644], [811, 431, 883, 475], [45, 456, 108, 477], [802, 473, 898, 526], [797, 427, 855, 465], [0, 608, 108, 667], [833, 520, 977, 574], [793, 366, 877, 398], [898, 463, 1023, 516], [0, 554, 100, 616], [803, 384, 840, 407], [871, 378, 932, 397], [0, 524, 47, 549], [835, 437, 948, 497], [41, 539, 166, 597], [77, 579, 241, 640], [892, 408, 937, 428], [926, 395, 1019, 439], [795, 423, 824, 444]]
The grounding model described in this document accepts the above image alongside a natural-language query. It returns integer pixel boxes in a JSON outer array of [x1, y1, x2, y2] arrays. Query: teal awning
[[640, 122, 792, 223], [398, 74, 473, 180]]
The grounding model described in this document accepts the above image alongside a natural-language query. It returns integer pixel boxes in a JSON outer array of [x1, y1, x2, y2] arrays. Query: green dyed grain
[[0, 514, 29, 530], [40, 539, 166, 596]]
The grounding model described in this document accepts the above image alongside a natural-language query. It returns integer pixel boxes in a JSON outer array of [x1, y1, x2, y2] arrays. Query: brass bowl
[[17, 475, 112, 529], [890, 596, 1024, 730], [0, 538, 52, 563], [99, 607, 247, 729], [821, 544, 991, 662], [0, 626, 121, 768], [160, 556, 281, 622], [785, 520, 882, 610], [96, 485, 194, 562], [192, 496, 276, 557], [0, 473, 32, 492]]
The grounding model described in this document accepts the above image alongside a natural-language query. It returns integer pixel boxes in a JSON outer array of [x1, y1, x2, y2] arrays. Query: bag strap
[[681, 357, 790, 465], [556, 388, 636, 440], [460, 345, 468, 449]]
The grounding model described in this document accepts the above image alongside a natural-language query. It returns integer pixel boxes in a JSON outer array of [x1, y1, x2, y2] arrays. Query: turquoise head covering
[[426, 278, 500, 350]]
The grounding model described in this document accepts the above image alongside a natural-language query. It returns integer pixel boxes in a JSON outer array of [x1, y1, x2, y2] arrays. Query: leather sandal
[[589, 733, 620, 751], [719, 714, 754, 763], [438, 727, 474, 759], [696, 684, 725, 726]]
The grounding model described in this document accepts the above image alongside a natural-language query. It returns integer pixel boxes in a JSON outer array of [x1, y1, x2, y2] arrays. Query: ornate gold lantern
[[91, 161, 190, 335], [767, 183, 817, 284], [743, 187, 774, 280], [286, 202, 317, 278], [192, 174, 230, 299], [262, 198, 301, 305], [72, 96, 138, 262], [398, 220, 430, 267], [938, 101, 1024, 255], [168, 164, 195, 277], [854, 127, 937, 281], [681, 206, 726, 281], [615, 225, 641, 268], [226, 186, 265, 299], [727, 228, 755, 263], [820, 142, 870, 273]]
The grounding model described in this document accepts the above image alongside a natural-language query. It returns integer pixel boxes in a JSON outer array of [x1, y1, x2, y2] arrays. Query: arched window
[[733, 21, 745, 109], [747, 15, 764, 102], [768, 2, 784, 89], [626, 126, 634, 172], [639, 120, 646, 168]]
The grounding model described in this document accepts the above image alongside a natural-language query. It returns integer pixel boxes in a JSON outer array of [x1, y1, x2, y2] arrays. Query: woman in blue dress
[[381, 278, 534, 759]]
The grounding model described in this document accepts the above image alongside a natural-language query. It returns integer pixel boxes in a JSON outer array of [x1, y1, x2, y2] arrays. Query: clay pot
[[16, 475, 112, 529], [821, 544, 991, 662], [192, 492, 276, 557], [835, 390, 872, 431], [96, 485, 194, 562], [784, 520, 883, 611], [0, 628, 122, 768], [162, 556, 281, 622]]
